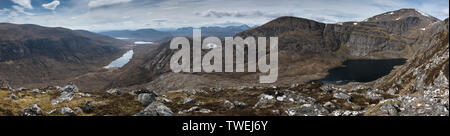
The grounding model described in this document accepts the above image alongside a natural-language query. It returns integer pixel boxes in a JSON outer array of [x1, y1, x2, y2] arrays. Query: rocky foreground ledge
[[1, 81, 447, 116]]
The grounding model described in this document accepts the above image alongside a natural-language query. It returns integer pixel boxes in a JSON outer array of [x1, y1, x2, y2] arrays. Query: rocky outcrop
[[370, 18, 449, 116], [51, 83, 79, 105]]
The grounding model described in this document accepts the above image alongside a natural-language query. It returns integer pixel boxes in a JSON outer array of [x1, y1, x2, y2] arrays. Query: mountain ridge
[[0, 23, 130, 88], [99, 25, 252, 42]]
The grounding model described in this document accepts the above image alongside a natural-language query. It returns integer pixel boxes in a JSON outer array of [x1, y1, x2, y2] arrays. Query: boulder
[[285, 104, 329, 116], [59, 107, 75, 115], [51, 91, 75, 105], [106, 89, 122, 95], [59, 83, 79, 93], [51, 83, 79, 105], [323, 102, 336, 109], [9, 93, 18, 100], [233, 101, 248, 108], [333, 92, 351, 101], [73, 107, 83, 114], [130, 89, 153, 95], [22, 103, 43, 116], [135, 102, 173, 116], [253, 94, 276, 108], [0, 80, 12, 90], [82, 101, 95, 113], [183, 97, 196, 104], [137, 92, 157, 106], [223, 100, 235, 109]]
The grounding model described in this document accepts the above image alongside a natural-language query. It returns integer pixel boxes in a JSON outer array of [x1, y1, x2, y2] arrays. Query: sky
[[0, 0, 448, 31]]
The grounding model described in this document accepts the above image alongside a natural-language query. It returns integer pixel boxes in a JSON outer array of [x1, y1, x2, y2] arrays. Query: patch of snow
[[396, 17, 401, 21], [421, 28, 426, 31], [389, 12, 394, 15], [417, 10, 430, 17], [337, 22, 343, 25], [353, 22, 358, 25]]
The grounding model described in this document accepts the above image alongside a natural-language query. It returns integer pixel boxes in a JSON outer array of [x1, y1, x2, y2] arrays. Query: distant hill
[[99, 25, 251, 42], [0, 23, 129, 88], [99, 29, 172, 42]]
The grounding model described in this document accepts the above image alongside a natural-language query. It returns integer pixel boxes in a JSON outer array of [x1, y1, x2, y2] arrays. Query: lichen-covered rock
[[59, 83, 79, 93], [137, 92, 157, 106], [183, 97, 196, 104], [253, 94, 276, 108], [233, 101, 248, 109], [331, 110, 363, 116], [333, 92, 351, 101], [59, 107, 75, 115], [285, 104, 329, 116], [135, 102, 173, 116], [223, 100, 235, 109], [9, 93, 18, 100], [130, 89, 153, 96], [22, 103, 42, 116], [51, 83, 79, 105], [106, 89, 122, 95]]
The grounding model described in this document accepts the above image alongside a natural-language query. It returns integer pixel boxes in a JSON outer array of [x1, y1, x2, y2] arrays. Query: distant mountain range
[[99, 25, 252, 42]]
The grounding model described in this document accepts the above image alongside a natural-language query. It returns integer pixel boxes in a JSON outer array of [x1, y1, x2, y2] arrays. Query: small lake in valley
[[320, 59, 407, 85], [104, 50, 134, 69]]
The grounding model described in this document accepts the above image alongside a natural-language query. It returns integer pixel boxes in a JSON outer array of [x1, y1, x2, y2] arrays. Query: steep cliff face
[[0, 23, 128, 88]]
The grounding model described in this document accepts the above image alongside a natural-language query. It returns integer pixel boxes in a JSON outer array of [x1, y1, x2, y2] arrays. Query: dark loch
[[320, 59, 407, 85]]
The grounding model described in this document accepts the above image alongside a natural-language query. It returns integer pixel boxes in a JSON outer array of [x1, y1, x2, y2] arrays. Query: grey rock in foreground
[[137, 92, 157, 106], [51, 84, 79, 105], [106, 89, 122, 95], [135, 102, 173, 116], [22, 103, 43, 116]]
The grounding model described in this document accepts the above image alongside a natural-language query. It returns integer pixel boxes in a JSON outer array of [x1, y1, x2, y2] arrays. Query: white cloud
[[0, 8, 11, 15], [8, 11, 19, 18], [12, 5, 33, 15], [11, 0, 33, 9], [441, 8, 449, 16], [3, 0, 448, 31], [88, 0, 133, 8], [42, 0, 61, 11]]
